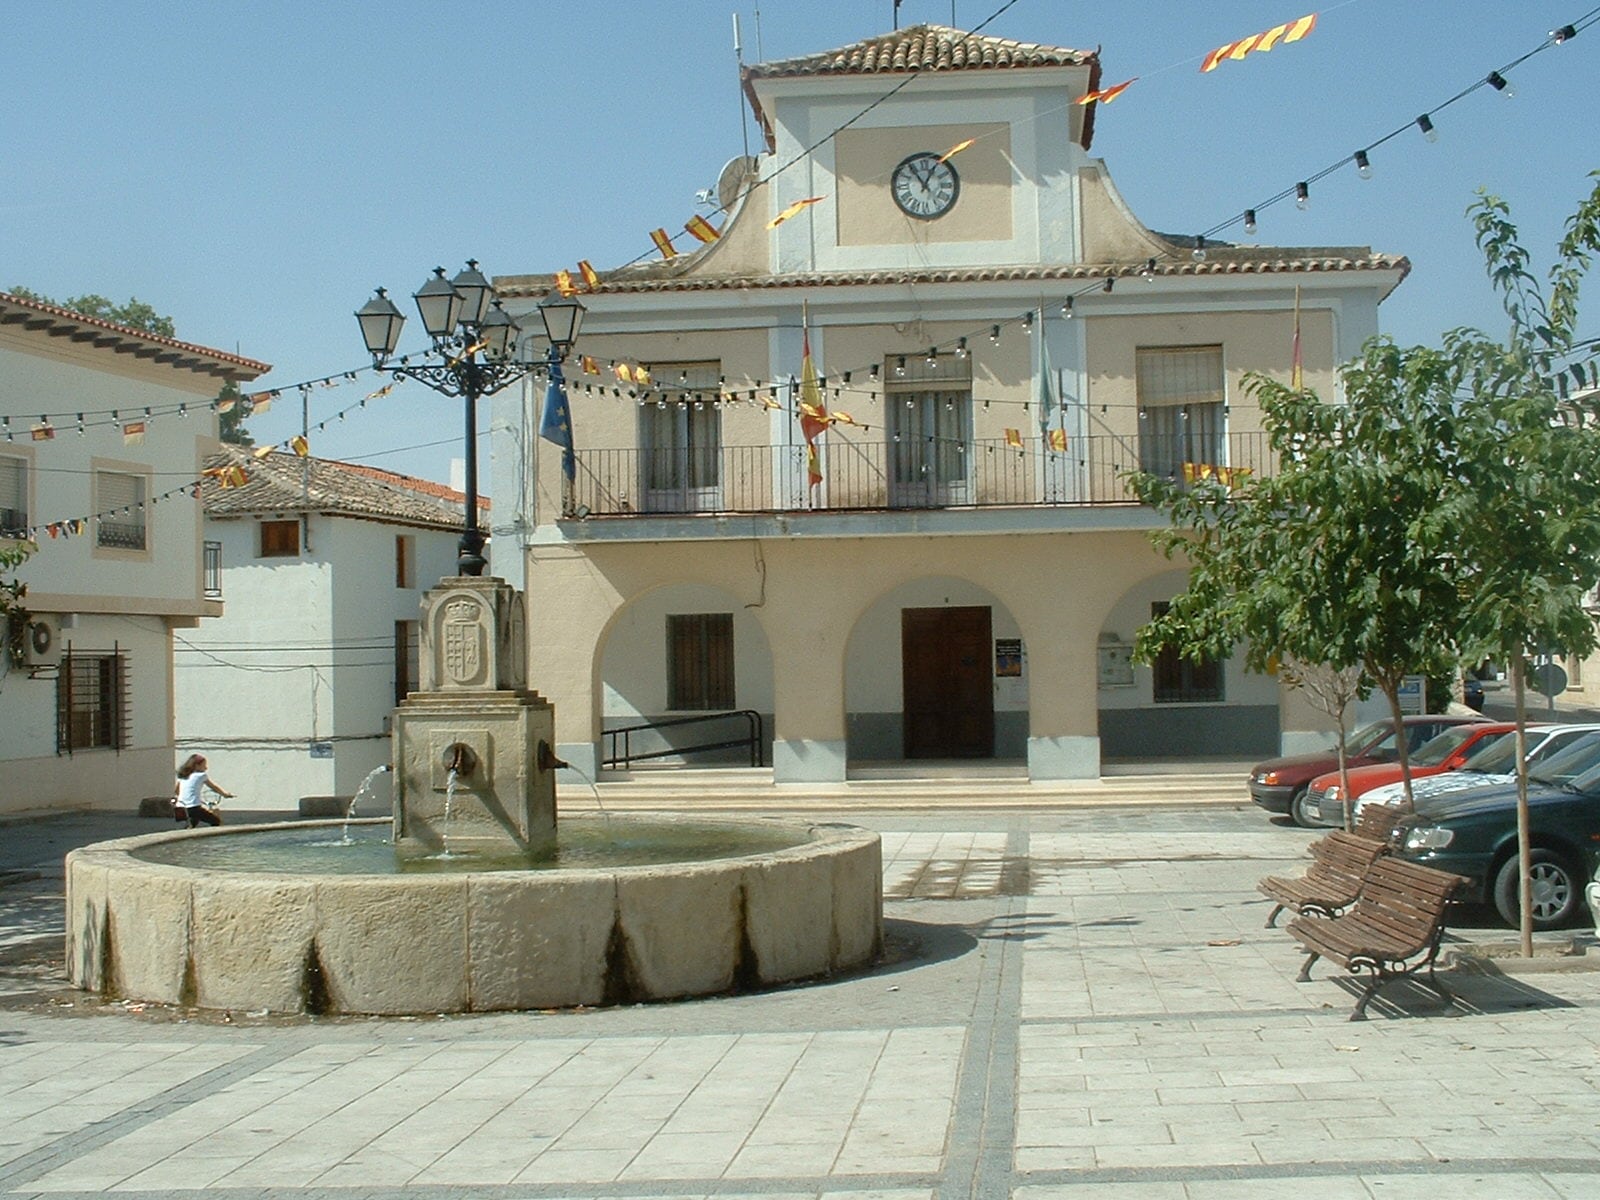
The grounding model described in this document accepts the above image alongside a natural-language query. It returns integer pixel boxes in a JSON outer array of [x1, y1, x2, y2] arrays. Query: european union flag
[[537, 359, 575, 480]]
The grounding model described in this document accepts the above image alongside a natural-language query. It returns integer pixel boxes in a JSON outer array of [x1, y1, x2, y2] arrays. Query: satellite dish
[[716, 155, 759, 213]]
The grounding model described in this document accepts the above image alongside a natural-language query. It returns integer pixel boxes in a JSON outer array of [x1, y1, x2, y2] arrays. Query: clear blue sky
[[5, 1, 1596, 490]]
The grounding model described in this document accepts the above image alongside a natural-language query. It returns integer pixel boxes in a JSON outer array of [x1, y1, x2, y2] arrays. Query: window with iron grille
[[0, 455, 26, 537], [1137, 346, 1225, 481], [95, 471, 147, 550], [203, 541, 223, 597], [1150, 602, 1224, 703], [667, 613, 734, 710], [56, 650, 130, 753]]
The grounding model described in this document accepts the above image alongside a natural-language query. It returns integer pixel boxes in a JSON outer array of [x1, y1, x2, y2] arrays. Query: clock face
[[891, 151, 960, 220]]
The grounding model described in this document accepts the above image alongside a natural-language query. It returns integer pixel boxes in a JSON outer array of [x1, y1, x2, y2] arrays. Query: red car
[[1302, 722, 1515, 828], [1247, 714, 1491, 827]]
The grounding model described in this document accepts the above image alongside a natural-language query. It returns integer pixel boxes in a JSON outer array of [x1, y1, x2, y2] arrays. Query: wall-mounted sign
[[1098, 641, 1135, 688], [309, 741, 334, 759], [995, 638, 1022, 678]]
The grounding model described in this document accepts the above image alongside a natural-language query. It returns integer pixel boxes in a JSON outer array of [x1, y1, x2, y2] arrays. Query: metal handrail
[[602, 709, 765, 769]]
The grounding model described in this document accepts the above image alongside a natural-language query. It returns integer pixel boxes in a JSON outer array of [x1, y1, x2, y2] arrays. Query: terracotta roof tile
[[745, 24, 1096, 78], [201, 444, 484, 527], [0, 291, 270, 380]]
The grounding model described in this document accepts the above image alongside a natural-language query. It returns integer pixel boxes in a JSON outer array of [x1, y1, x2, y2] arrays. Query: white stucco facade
[[489, 25, 1407, 783], [0, 292, 268, 815], [174, 460, 463, 809]]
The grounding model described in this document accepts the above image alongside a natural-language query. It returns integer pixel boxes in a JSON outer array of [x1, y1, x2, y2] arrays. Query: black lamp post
[[357, 263, 584, 576]]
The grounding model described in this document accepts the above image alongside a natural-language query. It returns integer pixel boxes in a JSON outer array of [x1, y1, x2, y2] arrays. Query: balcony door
[[641, 361, 722, 512], [902, 606, 994, 758], [886, 353, 972, 508]]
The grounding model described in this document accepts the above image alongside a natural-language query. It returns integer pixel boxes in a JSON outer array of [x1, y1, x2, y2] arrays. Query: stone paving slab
[[3, 804, 1600, 1199]]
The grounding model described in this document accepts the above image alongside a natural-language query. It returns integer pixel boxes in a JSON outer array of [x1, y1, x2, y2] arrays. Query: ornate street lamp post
[[357, 263, 584, 576]]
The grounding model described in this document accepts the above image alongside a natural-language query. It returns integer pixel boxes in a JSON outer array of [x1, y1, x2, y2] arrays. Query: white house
[[489, 24, 1408, 783], [0, 290, 269, 815], [173, 445, 469, 808]]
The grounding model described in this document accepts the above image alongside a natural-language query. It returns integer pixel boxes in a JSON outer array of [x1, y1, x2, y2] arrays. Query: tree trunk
[[1382, 680, 1416, 806], [1512, 655, 1533, 957]]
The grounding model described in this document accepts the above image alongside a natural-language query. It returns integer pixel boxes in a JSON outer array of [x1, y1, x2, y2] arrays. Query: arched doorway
[[844, 577, 1027, 765]]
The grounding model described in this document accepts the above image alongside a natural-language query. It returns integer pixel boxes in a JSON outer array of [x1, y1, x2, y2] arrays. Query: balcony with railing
[[565, 432, 1273, 518]]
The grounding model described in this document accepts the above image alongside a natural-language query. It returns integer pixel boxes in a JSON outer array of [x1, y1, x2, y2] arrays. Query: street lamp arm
[[383, 360, 537, 401]]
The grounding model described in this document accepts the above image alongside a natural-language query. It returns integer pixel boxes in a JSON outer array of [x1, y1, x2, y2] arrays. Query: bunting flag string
[[1077, 77, 1136, 106], [937, 138, 975, 162], [649, 228, 678, 259], [685, 214, 721, 244], [1201, 13, 1318, 73], [767, 196, 825, 230]]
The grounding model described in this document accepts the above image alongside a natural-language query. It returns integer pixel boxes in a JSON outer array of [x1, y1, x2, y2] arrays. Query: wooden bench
[[1286, 856, 1471, 1021], [1351, 800, 1407, 843], [1258, 830, 1389, 928]]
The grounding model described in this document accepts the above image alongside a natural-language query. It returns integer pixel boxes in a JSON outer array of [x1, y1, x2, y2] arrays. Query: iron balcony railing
[[566, 432, 1273, 517]]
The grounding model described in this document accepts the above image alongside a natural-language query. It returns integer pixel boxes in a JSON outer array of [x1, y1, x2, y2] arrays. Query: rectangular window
[[1150, 601, 1224, 703], [203, 541, 223, 597], [0, 455, 26, 537], [96, 471, 147, 550], [57, 650, 129, 753], [259, 519, 300, 557], [1137, 346, 1226, 481], [641, 361, 722, 511], [394, 620, 419, 704], [885, 352, 973, 506], [396, 534, 415, 588], [667, 613, 734, 710]]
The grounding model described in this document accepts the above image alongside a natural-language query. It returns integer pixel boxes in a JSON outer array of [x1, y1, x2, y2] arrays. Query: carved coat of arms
[[442, 598, 485, 685]]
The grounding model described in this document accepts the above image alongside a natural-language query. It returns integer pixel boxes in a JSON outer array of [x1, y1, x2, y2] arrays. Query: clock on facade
[[891, 151, 960, 220]]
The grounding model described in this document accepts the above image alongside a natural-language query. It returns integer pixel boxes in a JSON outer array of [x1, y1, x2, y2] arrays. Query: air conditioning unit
[[24, 615, 61, 668]]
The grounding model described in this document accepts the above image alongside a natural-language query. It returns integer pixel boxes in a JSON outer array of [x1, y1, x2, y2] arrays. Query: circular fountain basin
[[65, 815, 882, 1015]]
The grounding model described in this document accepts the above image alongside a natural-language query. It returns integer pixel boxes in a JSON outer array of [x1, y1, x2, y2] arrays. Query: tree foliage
[[6, 285, 176, 339], [1, 538, 35, 671], [214, 382, 253, 446]]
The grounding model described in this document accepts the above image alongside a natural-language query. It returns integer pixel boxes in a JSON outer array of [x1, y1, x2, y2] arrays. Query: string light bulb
[[990, 325, 1000, 344], [1061, 297, 1074, 318], [926, 347, 938, 366], [1022, 311, 1034, 334], [1102, 278, 1115, 294], [1191, 239, 1206, 263], [1141, 258, 1156, 282], [1243, 209, 1258, 235], [955, 337, 968, 358], [1295, 181, 1310, 210], [895, 355, 906, 377], [1552, 24, 1577, 42], [1417, 113, 1438, 142], [1486, 71, 1515, 97], [1354, 149, 1372, 179]]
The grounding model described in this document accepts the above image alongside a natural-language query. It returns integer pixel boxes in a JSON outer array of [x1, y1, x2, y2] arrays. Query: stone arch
[[594, 581, 776, 768], [842, 575, 1027, 765], [1095, 567, 1278, 760]]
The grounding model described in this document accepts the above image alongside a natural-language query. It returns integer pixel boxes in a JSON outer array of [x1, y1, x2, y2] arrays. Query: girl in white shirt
[[174, 754, 232, 828]]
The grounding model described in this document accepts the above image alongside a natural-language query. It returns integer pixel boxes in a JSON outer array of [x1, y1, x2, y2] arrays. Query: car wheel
[[1493, 850, 1581, 931], [1289, 787, 1322, 829]]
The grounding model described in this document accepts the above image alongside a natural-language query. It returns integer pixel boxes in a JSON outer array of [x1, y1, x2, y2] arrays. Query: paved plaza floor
[[2, 800, 1599, 1199]]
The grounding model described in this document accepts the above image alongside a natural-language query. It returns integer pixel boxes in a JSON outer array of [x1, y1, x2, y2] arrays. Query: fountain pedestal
[[392, 576, 555, 856]]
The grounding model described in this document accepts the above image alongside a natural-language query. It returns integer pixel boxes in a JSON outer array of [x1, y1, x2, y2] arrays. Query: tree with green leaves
[[1, 537, 35, 673], [214, 382, 253, 447], [1448, 174, 1600, 953], [6, 286, 176, 338], [1131, 337, 1471, 827]]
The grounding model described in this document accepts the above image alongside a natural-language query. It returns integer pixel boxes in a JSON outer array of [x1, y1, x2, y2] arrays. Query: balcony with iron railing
[[563, 432, 1273, 519]]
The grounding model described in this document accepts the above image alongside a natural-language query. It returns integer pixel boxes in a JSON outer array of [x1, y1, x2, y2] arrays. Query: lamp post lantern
[[356, 263, 584, 577]]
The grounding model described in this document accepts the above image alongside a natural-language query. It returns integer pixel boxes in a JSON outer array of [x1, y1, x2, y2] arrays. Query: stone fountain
[[65, 577, 882, 1015]]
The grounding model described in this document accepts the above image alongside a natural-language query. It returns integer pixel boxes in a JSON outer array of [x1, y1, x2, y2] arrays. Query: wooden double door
[[901, 606, 994, 759]]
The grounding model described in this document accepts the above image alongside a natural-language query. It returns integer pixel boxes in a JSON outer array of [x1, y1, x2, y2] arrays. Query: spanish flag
[[685, 214, 720, 244], [768, 196, 824, 230], [555, 269, 577, 297], [249, 392, 273, 414], [650, 228, 678, 259], [1005, 428, 1023, 449], [1047, 429, 1068, 452], [290, 434, 309, 457], [581, 355, 600, 376], [1077, 78, 1136, 105], [799, 314, 827, 489], [1202, 13, 1317, 73], [578, 260, 600, 289]]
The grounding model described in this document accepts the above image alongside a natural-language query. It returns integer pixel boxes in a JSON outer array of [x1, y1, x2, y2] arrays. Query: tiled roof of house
[[744, 24, 1097, 77], [497, 247, 1411, 300], [0, 291, 270, 382], [741, 25, 1103, 152], [201, 444, 483, 528]]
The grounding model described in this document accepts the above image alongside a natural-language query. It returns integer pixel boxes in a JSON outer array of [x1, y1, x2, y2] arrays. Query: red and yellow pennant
[[767, 196, 824, 230], [1047, 429, 1068, 452], [650, 228, 678, 259], [685, 214, 720, 244], [937, 139, 975, 163], [248, 392, 273, 414], [1077, 77, 1137, 105], [290, 434, 309, 457], [578, 261, 600, 289], [555, 269, 577, 297], [1202, 13, 1317, 72], [31, 423, 54, 442], [1004, 428, 1023, 449], [581, 355, 601, 376], [122, 421, 146, 445]]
